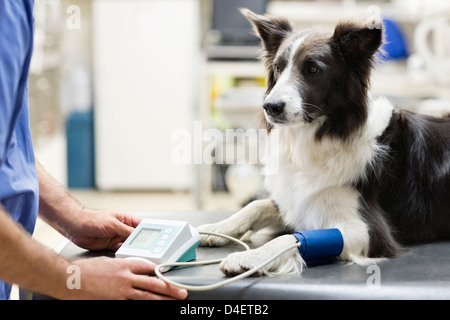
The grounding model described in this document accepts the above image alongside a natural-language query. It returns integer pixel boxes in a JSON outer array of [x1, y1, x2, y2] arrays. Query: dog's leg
[[197, 199, 284, 247], [336, 219, 369, 261], [336, 219, 387, 265], [220, 234, 304, 276], [219, 187, 376, 276], [219, 219, 372, 277]]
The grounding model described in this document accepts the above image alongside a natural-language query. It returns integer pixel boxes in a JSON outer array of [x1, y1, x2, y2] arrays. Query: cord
[[154, 231, 301, 291]]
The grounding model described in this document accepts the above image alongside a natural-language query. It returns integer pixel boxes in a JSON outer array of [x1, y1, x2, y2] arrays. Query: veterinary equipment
[[117, 218, 343, 291], [115, 219, 201, 272]]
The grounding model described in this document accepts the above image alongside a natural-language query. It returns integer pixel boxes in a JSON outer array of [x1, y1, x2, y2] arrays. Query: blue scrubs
[[0, 0, 38, 300]]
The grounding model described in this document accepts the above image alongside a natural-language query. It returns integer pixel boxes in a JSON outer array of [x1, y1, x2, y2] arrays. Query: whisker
[[301, 102, 324, 113], [299, 108, 315, 122]]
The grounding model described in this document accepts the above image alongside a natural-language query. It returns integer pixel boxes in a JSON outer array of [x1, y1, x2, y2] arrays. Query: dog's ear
[[332, 21, 382, 63], [240, 8, 292, 59], [240, 8, 291, 131]]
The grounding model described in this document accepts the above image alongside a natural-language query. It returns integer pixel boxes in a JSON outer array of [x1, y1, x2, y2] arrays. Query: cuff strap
[[292, 229, 344, 266]]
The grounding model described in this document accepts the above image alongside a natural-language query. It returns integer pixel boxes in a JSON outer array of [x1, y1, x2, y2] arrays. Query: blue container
[[66, 111, 95, 188], [379, 18, 409, 61]]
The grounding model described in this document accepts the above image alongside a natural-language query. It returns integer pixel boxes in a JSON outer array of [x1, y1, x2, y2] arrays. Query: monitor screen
[[130, 228, 161, 248], [213, 0, 268, 45]]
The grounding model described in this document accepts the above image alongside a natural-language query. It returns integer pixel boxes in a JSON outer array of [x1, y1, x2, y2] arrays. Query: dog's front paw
[[197, 222, 238, 247], [219, 249, 266, 277], [220, 235, 305, 276]]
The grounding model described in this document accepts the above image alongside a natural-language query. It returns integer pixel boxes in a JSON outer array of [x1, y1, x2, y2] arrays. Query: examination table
[[30, 211, 450, 300]]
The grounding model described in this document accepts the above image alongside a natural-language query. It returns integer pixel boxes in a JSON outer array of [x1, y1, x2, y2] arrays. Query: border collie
[[198, 9, 450, 276]]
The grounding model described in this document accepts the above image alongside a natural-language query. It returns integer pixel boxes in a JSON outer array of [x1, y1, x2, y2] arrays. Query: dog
[[198, 9, 450, 277]]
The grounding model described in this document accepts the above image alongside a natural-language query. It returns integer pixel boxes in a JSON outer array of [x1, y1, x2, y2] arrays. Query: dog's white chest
[[262, 97, 394, 231], [263, 131, 374, 230]]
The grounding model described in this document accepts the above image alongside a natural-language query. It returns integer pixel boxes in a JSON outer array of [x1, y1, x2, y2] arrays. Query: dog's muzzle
[[263, 101, 285, 118]]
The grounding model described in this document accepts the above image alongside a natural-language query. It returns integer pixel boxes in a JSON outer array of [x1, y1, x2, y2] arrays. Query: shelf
[[206, 60, 265, 77]]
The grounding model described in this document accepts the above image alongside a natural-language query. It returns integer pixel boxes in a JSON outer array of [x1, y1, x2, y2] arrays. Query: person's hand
[[67, 257, 188, 300], [67, 208, 142, 251]]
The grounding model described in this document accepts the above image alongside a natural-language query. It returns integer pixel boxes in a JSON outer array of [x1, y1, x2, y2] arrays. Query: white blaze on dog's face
[[241, 9, 383, 140], [262, 34, 332, 126], [263, 36, 305, 125]]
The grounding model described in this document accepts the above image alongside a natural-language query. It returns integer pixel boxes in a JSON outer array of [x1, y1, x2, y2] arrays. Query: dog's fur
[[198, 9, 450, 276]]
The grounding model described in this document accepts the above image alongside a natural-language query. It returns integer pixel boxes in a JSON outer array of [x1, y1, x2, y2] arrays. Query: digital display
[[129, 228, 161, 248]]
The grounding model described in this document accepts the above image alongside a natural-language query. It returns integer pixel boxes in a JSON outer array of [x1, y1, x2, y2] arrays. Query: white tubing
[[154, 231, 300, 291]]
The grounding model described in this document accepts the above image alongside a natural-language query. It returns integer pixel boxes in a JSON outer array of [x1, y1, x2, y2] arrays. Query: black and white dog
[[198, 9, 450, 276]]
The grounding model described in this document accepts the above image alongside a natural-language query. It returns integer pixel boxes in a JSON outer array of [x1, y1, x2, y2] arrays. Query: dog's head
[[241, 9, 382, 140]]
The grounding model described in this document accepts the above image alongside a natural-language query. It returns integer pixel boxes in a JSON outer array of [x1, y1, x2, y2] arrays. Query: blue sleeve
[[0, 0, 34, 165], [292, 229, 344, 266]]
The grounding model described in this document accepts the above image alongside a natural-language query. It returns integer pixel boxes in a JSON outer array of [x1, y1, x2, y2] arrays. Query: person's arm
[[0, 207, 187, 299], [0, 206, 71, 298], [0, 164, 188, 299], [36, 161, 139, 251]]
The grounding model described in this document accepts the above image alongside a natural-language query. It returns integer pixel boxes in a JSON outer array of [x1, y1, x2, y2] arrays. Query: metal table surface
[[33, 211, 450, 300]]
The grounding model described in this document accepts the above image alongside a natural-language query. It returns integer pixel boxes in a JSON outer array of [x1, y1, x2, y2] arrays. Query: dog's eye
[[307, 64, 320, 75], [274, 64, 281, 74]]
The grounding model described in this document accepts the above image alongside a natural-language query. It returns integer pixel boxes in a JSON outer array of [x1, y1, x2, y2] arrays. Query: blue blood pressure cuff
[[292, 229, 344, 266]]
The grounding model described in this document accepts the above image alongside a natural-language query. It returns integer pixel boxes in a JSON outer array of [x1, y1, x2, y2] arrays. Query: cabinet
[[93, 0, 200, 190]]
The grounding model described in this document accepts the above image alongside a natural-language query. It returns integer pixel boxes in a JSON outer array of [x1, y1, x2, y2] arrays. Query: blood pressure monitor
[[116, 218, 201, 272], [116, 218, 344, 291]]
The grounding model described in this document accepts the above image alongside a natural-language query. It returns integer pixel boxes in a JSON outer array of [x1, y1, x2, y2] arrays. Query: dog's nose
[[263, 101, 285, 117]]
